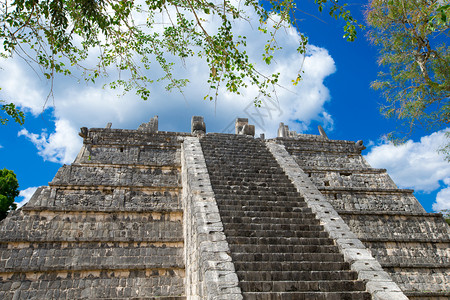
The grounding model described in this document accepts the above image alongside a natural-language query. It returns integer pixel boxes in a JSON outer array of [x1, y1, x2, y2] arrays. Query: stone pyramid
[[0, 116, 448, 299]]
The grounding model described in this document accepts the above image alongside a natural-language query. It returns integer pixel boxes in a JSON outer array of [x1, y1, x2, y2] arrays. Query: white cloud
[[434, 178, 450, 211], [4, 4, 337, 164], [0, 144, 3, 149], [0, 60, 46, 116], [16, 186, 39, 208], [365, 130, 450, 192], [18, 119, 81, 164], [321, 112, 334, 131], [364, 129, 450, 212]]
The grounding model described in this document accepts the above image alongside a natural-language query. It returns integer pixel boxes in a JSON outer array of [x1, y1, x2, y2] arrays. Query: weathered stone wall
[[367, 241, 450, 266], [341, 213, 450, 242], [0, 127, 186, 300], [275, 135, 450, 298], [0, 210, 183, 242], [30, 185, 181, 212], [308, 170, 397, 189], [320, 190, 425, 212], [0, 241, 184, 271], [51, 165, 180, 187], [76, 144, 180, 166], [389, 268, 450, 297], [79, 128, 188, 147], [266, 141, 408, 300], [0, 270, 185, 299]]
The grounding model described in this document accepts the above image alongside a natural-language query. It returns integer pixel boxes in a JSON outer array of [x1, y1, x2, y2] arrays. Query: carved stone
[[355, 140, 366, 151], [191, 116, 206, 135], [78, 127, 89, 138], [242, 124, 255, 136], [138, 115, 158, 132], [278, 122, 299, 138], [235, 118, 255, 136], [235, 118, 248, 135], [278, 123, 287, 138], [318, 125, 329, 139]]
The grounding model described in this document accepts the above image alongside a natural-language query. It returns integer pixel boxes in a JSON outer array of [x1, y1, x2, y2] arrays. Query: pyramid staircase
[[200, 133, 371, 300]]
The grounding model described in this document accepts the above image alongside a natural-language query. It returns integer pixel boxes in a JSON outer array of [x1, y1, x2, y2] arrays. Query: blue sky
[[1, 0, 449, 212]]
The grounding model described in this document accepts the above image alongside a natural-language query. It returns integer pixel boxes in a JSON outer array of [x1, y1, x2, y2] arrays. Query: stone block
[[137, 115, 158, 132], [372, 291, 409, 300], [366, 280, 403, 293], [192, 116, 206, 135]]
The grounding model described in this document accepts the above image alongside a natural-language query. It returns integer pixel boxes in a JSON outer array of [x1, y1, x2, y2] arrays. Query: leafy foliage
[[0, 99, 25, 125], [366, 0, 450, 145], [0, 0, 361, 111], [439, 209, 450, 225], [0, 169, 19, 221]]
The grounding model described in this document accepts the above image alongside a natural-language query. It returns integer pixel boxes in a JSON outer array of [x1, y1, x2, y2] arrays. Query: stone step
[[207, 169, 286, 174], [209, 172, 287, 179], [202, 141, 262, 145], [239, 280, 366, 293], [0, 212, 183, 242], [219, 200, 311, 209], [213, 190, 300, 197], [219, 211, 317, 219], [224, 230, 329, 239], [236, 270, 359, 282], [210, 179, 294, 186], [204, 152, 278, 159], [220, 209, 314, 219], [202, 144, 266, 148], [0, 262, 184, 273], [210, 174, 290, 180], [202, 145, 266, 150], [206, 164, 281, 171], [0, 246, 184, 272], [217, 199, 308, 207], [220, 216, 321, 226], [218, 205, 311, 213], [215, 196, 305, 203], [0, 275, 186, 299], [225, 223, 324, 232], [202, 144, 263, 149], [233, 261, 351, 272], [227, 237, 335, 246], [207, 166, 284, 171], [213, 189, 295, 196], [232, 252, 345, 263], [201, 139, 260, 143], [207, 167, 285, 175], [242, 291, 371, 300], [209, 173, 289, 180], [212, 184, 298, 192], [229, 244, 341, 254], [204, 156, 280, 163]]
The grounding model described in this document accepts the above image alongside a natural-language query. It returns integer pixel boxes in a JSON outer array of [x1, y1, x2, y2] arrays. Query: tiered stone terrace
[[275, 135, 450, 300], [0, 126, 187, 299], [0, 116, 448, 300]]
